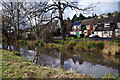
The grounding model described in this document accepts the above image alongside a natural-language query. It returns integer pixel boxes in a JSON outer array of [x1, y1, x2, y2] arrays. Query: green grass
[[112, 39, 120, 42], [65, 37, 89, 40], [74, 41, 104, 51], [1, 50, 88, 78], [103, 73, 120, 79]]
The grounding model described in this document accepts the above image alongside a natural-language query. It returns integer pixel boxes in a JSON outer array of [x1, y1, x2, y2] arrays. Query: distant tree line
[[67, 11, 120, 23], [67, 13, 97, 23]]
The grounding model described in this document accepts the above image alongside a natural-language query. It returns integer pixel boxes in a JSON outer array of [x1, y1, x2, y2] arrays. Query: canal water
[[2, 43, 120, 78]]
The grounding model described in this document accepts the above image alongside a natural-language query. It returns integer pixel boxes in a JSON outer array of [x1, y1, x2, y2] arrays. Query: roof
[[94, 15, 120, 25], [73, 21, 82, 25], [81, 18, 94, 25]]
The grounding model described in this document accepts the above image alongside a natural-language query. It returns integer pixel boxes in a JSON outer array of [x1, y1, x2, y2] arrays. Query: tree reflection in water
[[2, 43, 120, 77]]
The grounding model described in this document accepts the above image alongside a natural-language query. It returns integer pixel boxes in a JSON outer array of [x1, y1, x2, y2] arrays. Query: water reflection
[[2, 43, 120, 78]]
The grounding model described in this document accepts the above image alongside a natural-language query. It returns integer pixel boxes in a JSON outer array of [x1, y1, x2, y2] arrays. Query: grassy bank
[[16, 39, 120, 56], [1, 50, 89, 78], [65, 37, 89, 40]]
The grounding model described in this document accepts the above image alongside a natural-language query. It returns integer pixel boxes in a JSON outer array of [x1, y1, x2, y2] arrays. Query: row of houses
[[69, 15, 120, 38], [4, 15, 119, 39]]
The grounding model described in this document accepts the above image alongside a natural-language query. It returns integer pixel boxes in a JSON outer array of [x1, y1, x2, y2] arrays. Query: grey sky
[[63, 1, 119, 19]]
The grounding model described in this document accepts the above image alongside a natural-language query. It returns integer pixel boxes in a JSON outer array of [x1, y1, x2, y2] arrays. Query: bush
[[103, 41, 120, 55], [96, 41, 104, 49], [74, 41, 87, 51], [58, 40, 64, 45], [103, 73, 120, 79], [18, 40, 27, 45], [74, 41, 104, 51], [36, 40, 44, 46], [65, 41, 77, 49], [12, 52, 20, 56], [80, 34, 85, 38], [86, 41, 96, 49], [42, 33, 54, 43]]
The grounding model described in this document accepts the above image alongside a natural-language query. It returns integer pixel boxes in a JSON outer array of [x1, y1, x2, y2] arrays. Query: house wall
[[86, 25, 90, 30], [70, 31, 74, 34], [94, 31, 103, 37], [70, 31, 76, 35], [114, 29, 120, 37], [103, 31, 113, 38], [94, 31, 98, 35], [89, 19, 95, 30], [87, 30, 91, 36], [83, 30, 87, 36], [79, 31, 82, 34], [94, 31, 113, 38], [98, 31, 103, 37], [117, 22, 120, 28], [72, 25, 79, 30]]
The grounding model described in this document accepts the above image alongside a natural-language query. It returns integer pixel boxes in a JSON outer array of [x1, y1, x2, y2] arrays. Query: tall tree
[[78, 13, 85, 20], [2, 1, 28, 40], [107, 13, 111, 17], [71, 14, 77, 22], [41, 0, 96, 40], [67, 17, 71, 21]]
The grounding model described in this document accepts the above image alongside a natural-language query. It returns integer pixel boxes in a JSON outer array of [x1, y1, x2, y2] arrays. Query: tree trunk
[[17, 2, 20, 40], [58, 2, 65, 41], [11, 2, 17, 40]]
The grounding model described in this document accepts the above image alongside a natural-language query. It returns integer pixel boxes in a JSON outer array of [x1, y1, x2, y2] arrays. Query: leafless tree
[[41, 0, 97, 40], [2, 1, 28, 40]]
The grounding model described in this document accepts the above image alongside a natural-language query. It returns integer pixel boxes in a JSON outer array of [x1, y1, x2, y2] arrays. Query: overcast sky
[[0, 0, 119, 20], [63, 0, 120, 19]]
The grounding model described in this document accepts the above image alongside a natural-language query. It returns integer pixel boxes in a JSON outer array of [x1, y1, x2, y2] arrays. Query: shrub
[[86, 41, 96, 49], [37, 40, 44, 46], [58, 40, 64, 45], [96, 41, 104, 49], [103, 73, 120, 79], [102, 41, 120, 55], [74, 41, 87, 51], [18, 40, 27, 45], [74, 41, 104, 51], [12, 52, 20, 56], [80, 34, 85, 38], [65, 41, 77, 49], [42, 33, 54, 43]]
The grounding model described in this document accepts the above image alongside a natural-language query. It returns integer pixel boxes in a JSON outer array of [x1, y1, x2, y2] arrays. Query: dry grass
[[102, 41, 120, 56], [74, 41, 104, 52], [1, 50, 89, 78]]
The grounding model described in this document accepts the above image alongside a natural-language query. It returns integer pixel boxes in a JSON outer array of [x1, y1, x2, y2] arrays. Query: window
[[78, 25, 80, 28], [117, 30, 120, 34], [104, 23, 109, 27], [104, 31, 108, 34], [94, 25, 97, 28], [86, 25, 89, 29], [117, 22, 120, 27], [73, 26, 76, 29], [84, 31, 87, 34], [115, 30, 120, 34]]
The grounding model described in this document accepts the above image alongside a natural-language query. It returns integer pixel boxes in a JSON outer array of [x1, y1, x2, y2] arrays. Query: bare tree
[[41, 0, 97, 40], [2, 1, 32, 40], [21, 2, 48, 38]]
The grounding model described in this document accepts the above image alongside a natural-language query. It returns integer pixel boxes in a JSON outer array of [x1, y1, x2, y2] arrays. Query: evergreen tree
[[78, 13, 85, 20], [71, 14, 77, 22], [107, 13, 112, 17], [67, 17, 71, 21]]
